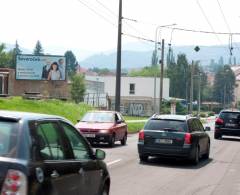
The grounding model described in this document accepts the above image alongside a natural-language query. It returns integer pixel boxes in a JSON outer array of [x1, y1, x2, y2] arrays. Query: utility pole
[[159, 39, 165, 114], [197, 74, 201, 116], [115, 0, 122, 112], [189, 61, 194, 114]]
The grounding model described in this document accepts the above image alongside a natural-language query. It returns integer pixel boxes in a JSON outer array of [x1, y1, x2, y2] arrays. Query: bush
[[208, 111, 215, 116], [199, 113, 207, 118], [71, 74, 86, 103]]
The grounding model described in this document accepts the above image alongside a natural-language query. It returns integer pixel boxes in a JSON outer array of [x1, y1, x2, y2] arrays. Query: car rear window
[[220, 112, 240, 120], [0, 121, 19, 158], [144, 119, 187, 132]]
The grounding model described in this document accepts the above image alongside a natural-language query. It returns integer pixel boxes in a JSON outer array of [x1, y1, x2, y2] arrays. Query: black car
[[138, 115, 211, 164], [215, 110, 240, 139], [0, 110, 110, 195]]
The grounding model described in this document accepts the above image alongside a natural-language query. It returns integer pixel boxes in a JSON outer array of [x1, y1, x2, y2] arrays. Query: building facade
[[85, 75, 170, 116]]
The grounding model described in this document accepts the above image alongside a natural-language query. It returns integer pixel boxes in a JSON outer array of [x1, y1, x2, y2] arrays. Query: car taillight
[[215, 118, 224, 125], [1, 169, 27, 195], [184, 133, 192, 144], [139, 130, 144, 141]]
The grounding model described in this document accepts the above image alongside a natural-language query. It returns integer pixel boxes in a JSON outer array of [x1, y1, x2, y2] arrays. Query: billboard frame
[[15, 54, 67, 81]]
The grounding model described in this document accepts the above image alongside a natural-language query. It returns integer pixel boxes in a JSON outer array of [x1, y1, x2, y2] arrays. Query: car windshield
[[0, 121, 19, 158], [144, 119, 187, 132], [81, 112, 114, 123]]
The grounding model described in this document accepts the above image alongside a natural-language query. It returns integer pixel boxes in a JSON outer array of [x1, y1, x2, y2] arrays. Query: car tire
[[214, 132, 222, 139], [202, 142, 210, 159], [121, 133, 127, 146], [191, 146, 200, 165], [108, 134, 115, 147], [139, 154, 148, 162], [101, 184, 109, 195]]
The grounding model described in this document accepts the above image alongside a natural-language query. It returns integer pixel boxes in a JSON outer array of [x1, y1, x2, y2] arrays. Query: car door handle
[[51, 170, 59, 178]]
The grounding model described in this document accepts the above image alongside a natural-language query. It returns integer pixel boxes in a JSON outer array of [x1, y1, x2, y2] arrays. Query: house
[[85, 75, 170, 116]]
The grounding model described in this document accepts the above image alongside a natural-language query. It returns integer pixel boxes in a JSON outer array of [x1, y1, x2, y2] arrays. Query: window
[[0, 121, 18, 158], [188, 119, 199, 132], [36, 122, 65, 160], [195, 119, 204, 132], [144, 119, 187, 132], [61, 122, 91, 160], [129, 83, 135, 95]]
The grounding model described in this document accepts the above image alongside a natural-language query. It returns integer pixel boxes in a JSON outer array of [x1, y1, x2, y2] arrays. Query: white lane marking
[[107, 159, 122, 166]]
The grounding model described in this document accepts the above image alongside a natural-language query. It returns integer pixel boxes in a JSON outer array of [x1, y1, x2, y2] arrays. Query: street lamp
[[153, 23, 177, 114]]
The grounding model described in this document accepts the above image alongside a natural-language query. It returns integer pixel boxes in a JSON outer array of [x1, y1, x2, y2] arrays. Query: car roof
[[150, 114, 193, 121], [220, 109, 240, 113], [0, 110, 65, 122]]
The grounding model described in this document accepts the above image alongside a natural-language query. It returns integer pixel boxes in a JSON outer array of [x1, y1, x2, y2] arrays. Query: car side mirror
[[95, 149, 106, 160], [205, 126, 211, 131], [116, 120, 122, 124]]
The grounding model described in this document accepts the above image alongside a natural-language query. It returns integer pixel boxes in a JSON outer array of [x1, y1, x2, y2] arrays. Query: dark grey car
[[138, 115, 210, 165], [215, 110, 240, 139], [0, 110, 110, 195]]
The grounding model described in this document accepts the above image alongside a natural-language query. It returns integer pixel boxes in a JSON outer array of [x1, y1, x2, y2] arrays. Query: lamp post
[[153, 23, 176, 114]]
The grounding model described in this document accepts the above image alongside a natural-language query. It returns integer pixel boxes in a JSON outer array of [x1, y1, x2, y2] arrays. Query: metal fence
[[84, 93, 109, 108]]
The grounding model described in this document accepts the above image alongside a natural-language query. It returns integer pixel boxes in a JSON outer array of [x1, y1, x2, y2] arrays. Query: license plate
[[155, 139, 173, 144], [84, 134, 96, 138], [225, 123, 236, 127]]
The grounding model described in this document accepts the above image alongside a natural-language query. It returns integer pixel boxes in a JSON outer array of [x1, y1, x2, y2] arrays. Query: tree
[[33, 40, 44, 55], [71, 74, 86, 103], [11, 40, 22, 68], [65, 50, 77, 78], [213, 65, 235, 106], [0, 43, 13, 68], [129, 66, 160, 77], [151, 50, 158, 67]]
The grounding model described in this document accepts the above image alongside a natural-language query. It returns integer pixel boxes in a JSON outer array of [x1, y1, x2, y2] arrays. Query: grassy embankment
[[0, 97, 146, 133]]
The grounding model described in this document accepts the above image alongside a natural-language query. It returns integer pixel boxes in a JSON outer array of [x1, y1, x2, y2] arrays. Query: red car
[[75, 111, 128, 147]]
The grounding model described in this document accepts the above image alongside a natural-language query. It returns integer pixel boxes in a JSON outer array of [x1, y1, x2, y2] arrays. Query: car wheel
[[101, 184, 109, 195], [202, 142, 210, 159], [121, 133, 127, 146], [108, 134, 115, 147], [191, 146, 200, 165], [214, 132, 222, 139], [139, 154, 148, 162]]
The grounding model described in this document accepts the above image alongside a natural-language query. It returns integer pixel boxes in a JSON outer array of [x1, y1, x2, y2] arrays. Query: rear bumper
[[138, 143, 194, 158], [215, 128, 240, 136]]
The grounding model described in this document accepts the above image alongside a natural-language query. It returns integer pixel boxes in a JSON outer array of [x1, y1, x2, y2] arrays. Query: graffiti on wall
[[128, 103, 144, 116]]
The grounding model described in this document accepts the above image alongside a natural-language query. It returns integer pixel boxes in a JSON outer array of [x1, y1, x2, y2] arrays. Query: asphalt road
[[96, 120, 240, 195]]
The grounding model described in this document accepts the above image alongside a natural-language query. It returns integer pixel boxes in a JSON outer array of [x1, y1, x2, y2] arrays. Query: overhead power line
[[122, 32, 161, 44], [216, 0, 231, 33], [164, 26, 240, 35], [76, 0, 117, 27], [196, 0, 223, 44]]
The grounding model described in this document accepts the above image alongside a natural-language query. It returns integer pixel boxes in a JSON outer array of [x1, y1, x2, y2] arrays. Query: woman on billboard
[[47, 62, 61, 80]]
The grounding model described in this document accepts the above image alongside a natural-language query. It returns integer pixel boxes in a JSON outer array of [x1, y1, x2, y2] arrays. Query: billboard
[[16, 54, 66, 81]]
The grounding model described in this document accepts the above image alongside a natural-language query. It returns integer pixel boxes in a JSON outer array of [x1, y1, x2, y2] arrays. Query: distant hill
[[80, 43, 240, 69]]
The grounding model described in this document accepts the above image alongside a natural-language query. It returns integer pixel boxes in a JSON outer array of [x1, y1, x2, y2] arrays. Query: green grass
[[0, 97, 146, 133], [123, 116, 148, 121], [0, 97, 92, 123], [127, 122, 145, 133]]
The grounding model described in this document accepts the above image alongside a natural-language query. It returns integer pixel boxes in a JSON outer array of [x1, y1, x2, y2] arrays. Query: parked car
[[215, 110, 240, 139], [138, 114, 211, 165], [75, 111, 128, 147], [0, 110, 110, 195]]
